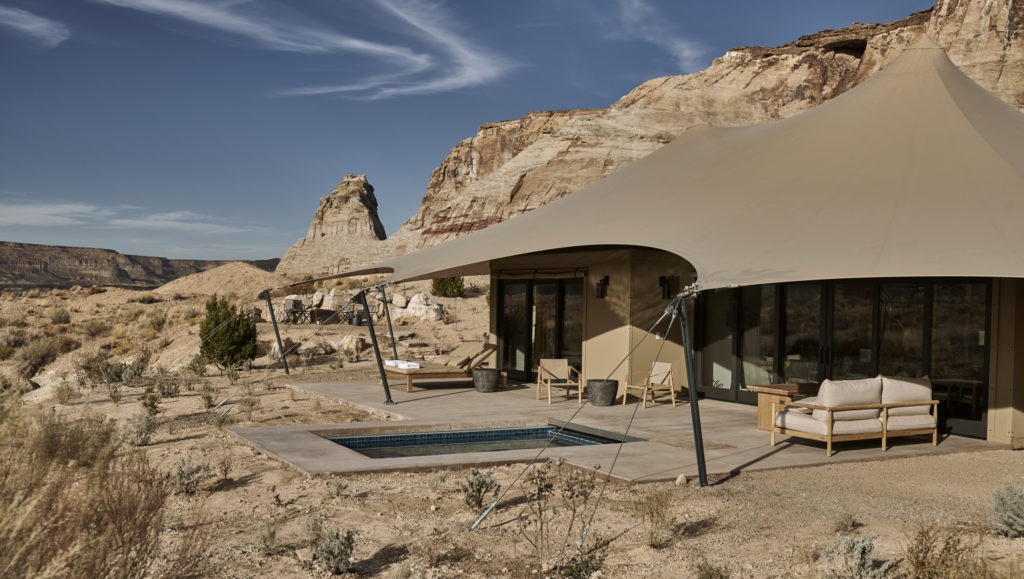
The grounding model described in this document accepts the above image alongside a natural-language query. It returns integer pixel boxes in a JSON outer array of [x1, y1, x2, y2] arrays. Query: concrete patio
[[229, 378, 1002, 483]]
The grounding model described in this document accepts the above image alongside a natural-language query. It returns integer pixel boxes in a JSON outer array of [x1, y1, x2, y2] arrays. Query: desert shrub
[[48, 307, 71, 325], [517, 459, 604, 575], [86, 285, 105, 295], [830, 511, 859, 535], [0, 372, 25, 393], [302, 513, 326, 546], [16, 335, 80, 378], [258, 523, 278, 555], [694, 558, 731, 579], [54, 380, 80, 405], [428, 469, 450, 491], [156, 379, 180, 398], [122, 412, 158, 447], [198, 382, 219, 409], [199, 296, 257, 369], [992, 480, 1024, 538], [173, 455, 211, 495], [131, 293, 160, 304], [314, 528, 357, 574], [83, 319, 110, 338], [215, 456, 232, 482], [140, 386, 161, 417], [458, 468, 500, 510], [630, 488, 675, 548], [0, 344, 14, 361], [79, 350, 150, 387], [430, 276, 465, 298], [225, 362, 240, 384], [0, 397, 208, 577], [821, 533, 896, 579], [187, 353, 208, 377], [897, 525, 986, 579]]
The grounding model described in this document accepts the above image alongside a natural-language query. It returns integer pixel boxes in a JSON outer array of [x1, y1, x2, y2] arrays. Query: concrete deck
[[229, 378, 1002, 482]]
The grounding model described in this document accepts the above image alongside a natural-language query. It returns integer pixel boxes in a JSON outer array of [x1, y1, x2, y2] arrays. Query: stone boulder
[[312, 291, 325, 308], [391, 292, 408, 308], [393, 293, 444, 322], [334, 335, 367, 357], [299, 340, 336, 357], [270, 337, 300, 359]]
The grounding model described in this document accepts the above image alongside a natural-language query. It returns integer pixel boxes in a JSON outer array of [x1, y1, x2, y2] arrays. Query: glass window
[[931, 283, 987, 423], [783, 284, 822, 383], [532, 282, 559, 369], [701, 289, 734, 390], [500, 281, 529, 373], [832, 283, 875, 379], [560, 280, 584, 369], [878, 283, 926, 377], [741, 285, 776, 387]]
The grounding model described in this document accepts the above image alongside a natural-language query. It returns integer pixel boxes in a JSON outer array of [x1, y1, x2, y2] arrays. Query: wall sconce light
[[596, 276, 610, 299], [659, 276, 671, 300]]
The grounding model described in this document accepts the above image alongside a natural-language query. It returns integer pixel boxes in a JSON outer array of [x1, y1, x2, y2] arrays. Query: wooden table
[[747, 383, 820, 431]]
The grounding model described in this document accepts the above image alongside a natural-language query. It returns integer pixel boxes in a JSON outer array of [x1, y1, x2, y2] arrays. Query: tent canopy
[[339, 36, 1024, 291]]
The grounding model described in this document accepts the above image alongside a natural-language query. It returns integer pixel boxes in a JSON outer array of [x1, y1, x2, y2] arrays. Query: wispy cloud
[[0, 203, 106, 226], [613, 0, 705, 73], [0, 202, 251, 234], [94, 0, 510, 99], [0, 5, 70, 47], [108, 211, 253, 234]]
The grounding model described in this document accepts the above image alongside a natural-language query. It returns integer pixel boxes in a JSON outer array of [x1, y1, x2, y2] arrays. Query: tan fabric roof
[[342, 36, 1024, 290]]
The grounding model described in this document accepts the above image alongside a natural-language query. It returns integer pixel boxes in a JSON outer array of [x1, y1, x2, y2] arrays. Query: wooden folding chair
[[536, 359, 582, 404]]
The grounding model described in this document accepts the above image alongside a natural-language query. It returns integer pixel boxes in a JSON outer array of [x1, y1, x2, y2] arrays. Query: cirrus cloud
[[0, 5, 70, 47]]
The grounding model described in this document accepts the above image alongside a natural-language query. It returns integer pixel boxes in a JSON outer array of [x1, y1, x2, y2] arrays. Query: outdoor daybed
[[384, 341, 497, 392], [771, 375, 938, 456]]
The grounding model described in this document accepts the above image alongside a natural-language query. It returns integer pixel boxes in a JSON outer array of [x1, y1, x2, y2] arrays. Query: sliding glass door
[[498, 278, 584, 381]]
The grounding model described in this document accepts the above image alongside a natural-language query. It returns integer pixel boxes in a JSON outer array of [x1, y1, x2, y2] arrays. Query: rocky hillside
[[0, 241, 279, 290], [275, 174, 388, 276], [282, 0, 1024, 276]]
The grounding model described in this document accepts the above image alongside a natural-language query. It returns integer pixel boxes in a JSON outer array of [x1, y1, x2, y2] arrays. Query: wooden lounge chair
[[622, 362, 676, 408], [536, 359, 582, 404], [384, 341, 496, 392]]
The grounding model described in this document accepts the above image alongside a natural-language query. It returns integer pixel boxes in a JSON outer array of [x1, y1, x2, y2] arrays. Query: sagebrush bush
[[187, 353, 208, 377], [830, 511, 858, 535], [630, 488, 675, 548], [992, 480, 1024, 538], [122, 412, 158, 447], [694, 558, 731, 579], [16, 335, 80, 378], [173, 455, 211, 495], [898, 526, 984, 579], [140, 386, 161, 417], [83, 319, 110, 338], [315, 528, 357, 574], [821, 533, 896, 579], [199, 296, 257, 369], [430, 276, 465, 298], [458, 468, 500, 510], [156, 379, 180, 398], [131, 293, 160, 304], [54, 380, 80, 405], [0, 344, 14, 361], [49, 308, 71, 325]]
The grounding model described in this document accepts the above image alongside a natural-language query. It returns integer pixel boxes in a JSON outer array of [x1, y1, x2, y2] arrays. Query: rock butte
[[275, 0, 1024, 277]]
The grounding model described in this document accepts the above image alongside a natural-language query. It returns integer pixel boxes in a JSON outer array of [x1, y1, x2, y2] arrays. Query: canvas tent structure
[[328, 36, 1024, 447]]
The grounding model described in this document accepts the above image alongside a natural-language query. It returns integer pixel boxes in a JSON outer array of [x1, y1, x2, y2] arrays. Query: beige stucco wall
[[988, 278, 1024, 448]]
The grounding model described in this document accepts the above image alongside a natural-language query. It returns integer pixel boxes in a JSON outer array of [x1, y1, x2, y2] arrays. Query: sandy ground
[[2, 274, 1023, 577]]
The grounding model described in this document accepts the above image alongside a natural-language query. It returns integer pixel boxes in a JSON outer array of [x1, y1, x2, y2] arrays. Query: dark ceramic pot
[[587, 379, 618, 406]]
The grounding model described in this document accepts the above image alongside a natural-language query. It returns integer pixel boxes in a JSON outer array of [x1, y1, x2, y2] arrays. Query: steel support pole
[[260, 289, 289, 375], [377, 285, 400, 361], [677, 294, 708, 487], [356, 290, 395, 405]]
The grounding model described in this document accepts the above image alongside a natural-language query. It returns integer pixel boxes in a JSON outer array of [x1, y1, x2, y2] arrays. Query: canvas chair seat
[[536, 358, 582, 404], [622, 362, 676, 408]]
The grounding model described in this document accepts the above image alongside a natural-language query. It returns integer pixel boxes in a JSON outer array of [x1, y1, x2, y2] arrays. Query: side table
[[747, 383, 819, 431]]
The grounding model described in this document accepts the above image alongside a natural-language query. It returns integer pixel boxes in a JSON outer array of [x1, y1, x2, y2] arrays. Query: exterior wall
[[989, 278, 1024, 447], [488, 246, 694, 397]]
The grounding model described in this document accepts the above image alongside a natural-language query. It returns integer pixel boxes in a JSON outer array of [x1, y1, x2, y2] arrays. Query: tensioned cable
[[573, 303, 680, 562], [470, 296, 680, 532]]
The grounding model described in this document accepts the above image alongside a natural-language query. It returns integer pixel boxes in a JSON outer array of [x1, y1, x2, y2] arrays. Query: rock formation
[[0, 241, 279, 290], [282, 0, 1024, 275], [275, 174, 388, 276]]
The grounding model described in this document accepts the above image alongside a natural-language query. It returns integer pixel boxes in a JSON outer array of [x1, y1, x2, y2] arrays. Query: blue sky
[[0, 0, 932, 260]]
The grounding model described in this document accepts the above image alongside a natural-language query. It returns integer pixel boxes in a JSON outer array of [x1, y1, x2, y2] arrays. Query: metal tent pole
[[355, 290, 395, 405], [377, 285, 400, 361], [259, 289, 289, 375], [676, 288, 708, 487]]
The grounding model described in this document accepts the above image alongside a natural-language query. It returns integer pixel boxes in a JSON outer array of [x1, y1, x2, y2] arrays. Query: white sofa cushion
[[885, 413, 936, 431], [787, 397, 815, 414], [776, 411, 882, 435], [813, 377, 882, 421], [881, 375, 933, 416]]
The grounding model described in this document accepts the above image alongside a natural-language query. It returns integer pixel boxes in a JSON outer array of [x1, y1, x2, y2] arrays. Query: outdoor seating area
[[383, 341, 497, 392], [622, 362, 677, 408], [536, 359, 583, 404], [772, 375, 939, 456]]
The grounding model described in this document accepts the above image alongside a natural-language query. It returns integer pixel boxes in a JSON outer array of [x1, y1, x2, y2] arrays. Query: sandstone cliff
[[0, 241, 279, 290], [276, 174, 387, 276], [282, 0, 1024, 276]]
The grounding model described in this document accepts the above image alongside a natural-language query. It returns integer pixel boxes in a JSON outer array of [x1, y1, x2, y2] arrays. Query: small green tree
[[199, 296, 257, 370], [431, 276, 465, 298]]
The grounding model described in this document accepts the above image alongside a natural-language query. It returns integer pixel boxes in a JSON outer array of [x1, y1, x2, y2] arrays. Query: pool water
[[327, 426, 618, 459]]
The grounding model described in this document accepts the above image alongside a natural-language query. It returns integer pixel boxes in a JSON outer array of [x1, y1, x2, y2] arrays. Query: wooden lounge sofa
[[384, 341, 497, 392], [771, 375, 939, 456]]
